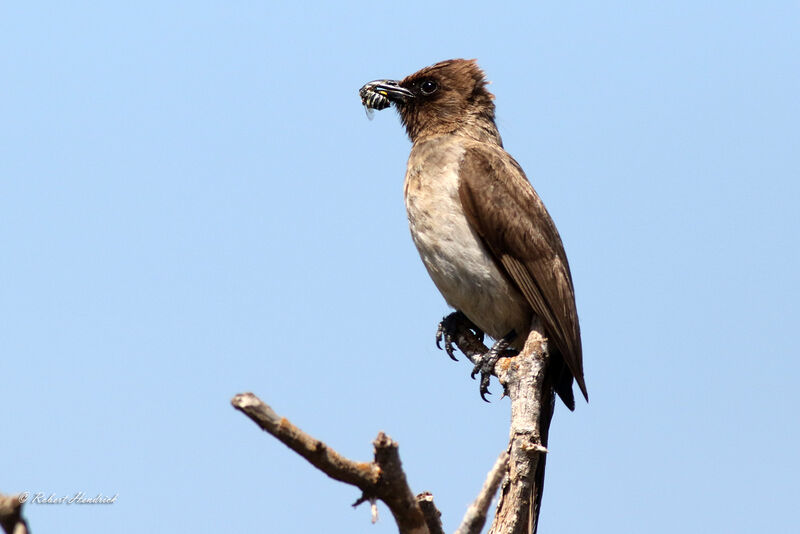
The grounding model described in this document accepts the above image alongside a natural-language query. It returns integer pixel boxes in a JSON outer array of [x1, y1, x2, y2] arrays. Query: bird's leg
[[436, 312, 516, 401], [471, 330, 519, 402], [435, 311, 484, 361]]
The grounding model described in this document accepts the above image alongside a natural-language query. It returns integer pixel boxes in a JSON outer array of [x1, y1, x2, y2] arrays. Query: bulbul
[[361, 59, 587, 411], [361, 59, 585, 533]]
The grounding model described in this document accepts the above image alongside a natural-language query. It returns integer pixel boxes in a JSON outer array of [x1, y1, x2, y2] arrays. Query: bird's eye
[[420, 80, 438, 95]]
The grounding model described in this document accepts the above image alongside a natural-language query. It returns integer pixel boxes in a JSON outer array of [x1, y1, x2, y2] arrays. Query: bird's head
[[360, 59, 501, 144]]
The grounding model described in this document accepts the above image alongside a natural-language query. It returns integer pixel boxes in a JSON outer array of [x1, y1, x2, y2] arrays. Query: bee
[[359, 82, 391, 120]]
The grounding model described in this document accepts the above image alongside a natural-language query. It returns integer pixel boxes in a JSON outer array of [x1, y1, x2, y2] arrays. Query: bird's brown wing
[[458, 144, 587, 401]]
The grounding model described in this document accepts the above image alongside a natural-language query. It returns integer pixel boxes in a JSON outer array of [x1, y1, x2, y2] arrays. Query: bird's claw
[[435, 319, 459, 361], [470, 335, 517, 401], [436, 311, 481, 361], [471, 351, 501, 402], [436, 312, 517, 401]]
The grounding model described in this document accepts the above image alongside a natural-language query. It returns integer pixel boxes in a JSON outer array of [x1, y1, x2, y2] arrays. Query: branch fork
[[232, 316, 553, 534]]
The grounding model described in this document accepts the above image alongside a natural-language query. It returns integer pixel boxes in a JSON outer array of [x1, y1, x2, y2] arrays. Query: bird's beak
[[360, 79, 415, 105]]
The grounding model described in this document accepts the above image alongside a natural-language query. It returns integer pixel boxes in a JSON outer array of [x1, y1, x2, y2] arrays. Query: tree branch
[[416, 492, 445, 534], [233, 313, 554, 534], [231, 392, 380, 488], [0, 494, 28, 534], [231, 393, 435, 534], [455, 451, 509, 534], [490, 319, 551, 534], [445, 317, 552, 534]]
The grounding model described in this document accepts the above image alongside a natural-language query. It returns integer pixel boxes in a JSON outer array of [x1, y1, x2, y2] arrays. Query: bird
[[360, 59, 586, 407], [360, 60, 586, 531]]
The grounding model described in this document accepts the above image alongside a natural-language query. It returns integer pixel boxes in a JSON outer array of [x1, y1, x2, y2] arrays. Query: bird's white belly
[[404, 145, 530, 342]]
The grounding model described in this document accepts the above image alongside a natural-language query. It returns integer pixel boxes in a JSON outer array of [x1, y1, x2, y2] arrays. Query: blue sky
[[2, 2, 798, 533]]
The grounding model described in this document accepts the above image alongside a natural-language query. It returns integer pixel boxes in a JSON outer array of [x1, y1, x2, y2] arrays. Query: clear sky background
[[2, 2, 798, 533]]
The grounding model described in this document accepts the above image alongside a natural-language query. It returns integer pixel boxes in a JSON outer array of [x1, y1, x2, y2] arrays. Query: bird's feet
[[435, 311, 484, 361], [435, 312, 518, 401], [470, 332, 518, 402]]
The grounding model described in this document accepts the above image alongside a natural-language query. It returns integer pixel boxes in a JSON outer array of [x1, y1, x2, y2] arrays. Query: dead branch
[[0, 494, 29, 534], [231, 393, 434, 534], [232, 316, 553, 534], [489, 319, 551, 534], [417, 492, 445, 534], [444, 317, 552, 534], [455, 451, 509, 534]]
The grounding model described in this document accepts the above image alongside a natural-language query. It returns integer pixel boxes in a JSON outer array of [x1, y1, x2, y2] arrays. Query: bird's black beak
[[360, 79, 414, 108]]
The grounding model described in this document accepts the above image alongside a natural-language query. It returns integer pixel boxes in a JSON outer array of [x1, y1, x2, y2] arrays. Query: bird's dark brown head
[[361, 59, 501, 144]]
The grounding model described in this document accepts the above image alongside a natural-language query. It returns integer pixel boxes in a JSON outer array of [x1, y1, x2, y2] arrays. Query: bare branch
[[0, 494, 29, 534], [416, 492, 444, 534], [231, 392, 435, 534], [488, 319, 551, 534], [447, 318, 553, 534], [233, 313, 555, 534], [371, 432, 430, 534], [231, 392, 380, 488], [455, 451, 509, 534]]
